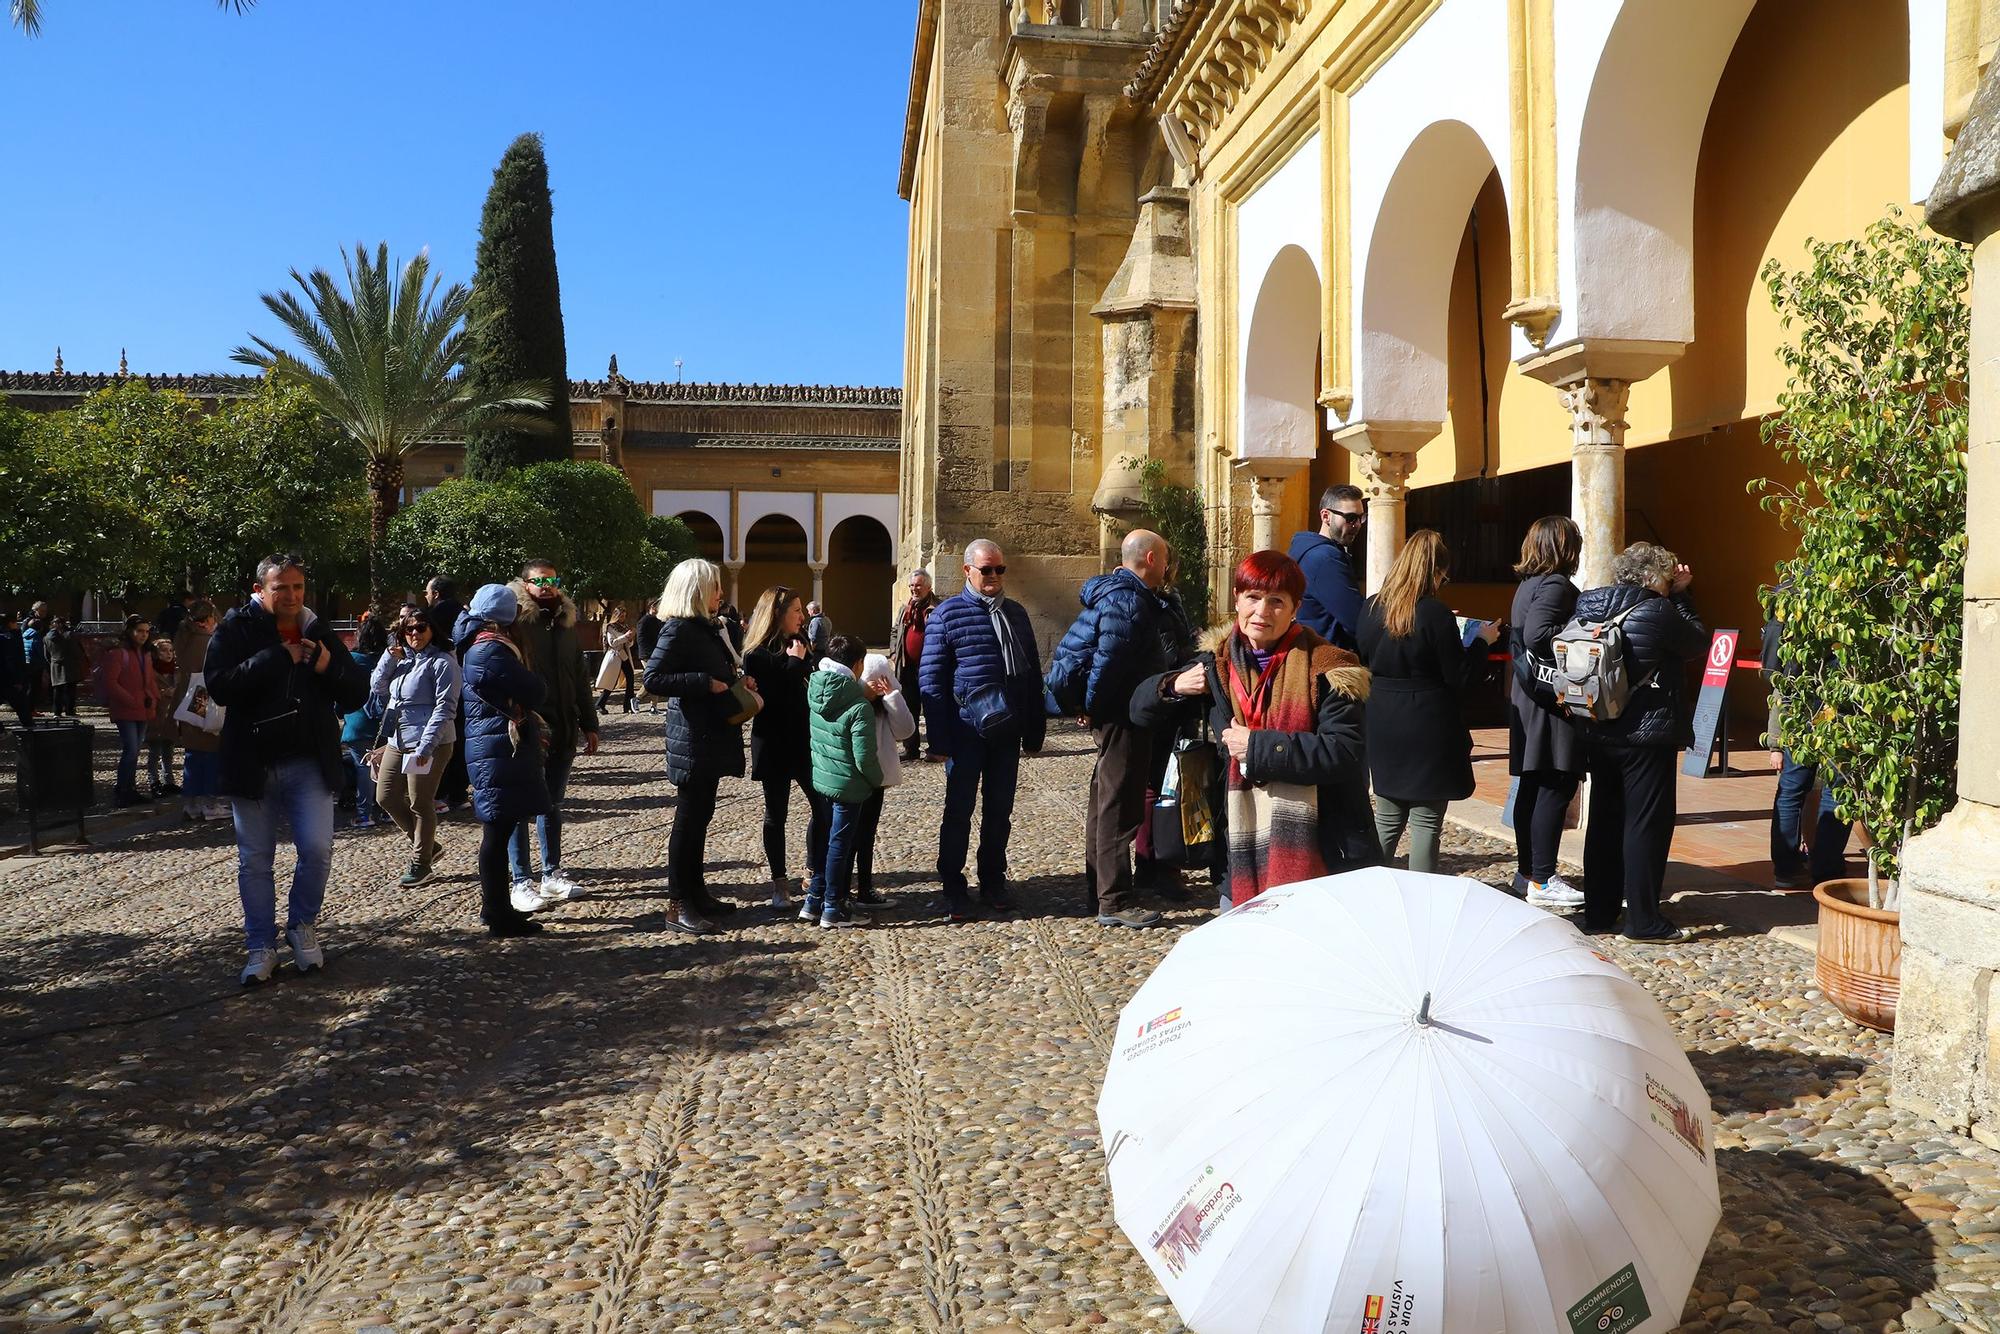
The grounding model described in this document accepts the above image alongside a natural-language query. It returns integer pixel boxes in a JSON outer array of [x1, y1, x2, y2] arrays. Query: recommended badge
[[1568, 1263, 1651, 1334]]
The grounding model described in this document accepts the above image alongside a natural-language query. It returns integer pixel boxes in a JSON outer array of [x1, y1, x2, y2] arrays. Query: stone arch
[[1569, 0, 1756, 344], [740, 514, 811, 618], [1355, 118, 1503, 427], [1239, 242, 1321, 466], [674, 511, 726, 563], [824, 515, 895, 645]]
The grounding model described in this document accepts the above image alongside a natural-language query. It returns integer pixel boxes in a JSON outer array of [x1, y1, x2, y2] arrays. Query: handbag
[[957, 682, 1018, 740], [722, 678, 762, 726], [1150, 722, 1220, 867], [173, 672, 225, 734]]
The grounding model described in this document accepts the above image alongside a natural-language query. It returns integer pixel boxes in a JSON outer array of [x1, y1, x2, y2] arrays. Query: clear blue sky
[[0, 0, 913, 388]]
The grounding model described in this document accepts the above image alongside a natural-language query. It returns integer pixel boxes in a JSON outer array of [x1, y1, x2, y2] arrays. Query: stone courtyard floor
[[2, 714, 1998, 1334]]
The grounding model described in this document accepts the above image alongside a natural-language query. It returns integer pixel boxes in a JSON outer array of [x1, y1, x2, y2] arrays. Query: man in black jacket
[[204, 554, 369, 986]]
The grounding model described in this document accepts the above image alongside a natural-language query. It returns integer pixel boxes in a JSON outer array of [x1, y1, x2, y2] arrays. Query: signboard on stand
[[1681, 629, 1740, 778]]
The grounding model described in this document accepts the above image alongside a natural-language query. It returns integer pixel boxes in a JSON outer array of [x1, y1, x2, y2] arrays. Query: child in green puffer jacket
[[806, 635, 888, 928]]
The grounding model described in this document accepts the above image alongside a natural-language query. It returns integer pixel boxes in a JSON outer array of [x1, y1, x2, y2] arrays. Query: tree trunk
[[365, 453, 405, 622]]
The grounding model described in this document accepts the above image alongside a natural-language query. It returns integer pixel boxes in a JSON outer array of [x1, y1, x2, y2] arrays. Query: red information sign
[[1702, 630, 1738, 688], [1683, 629, 1741, 778]]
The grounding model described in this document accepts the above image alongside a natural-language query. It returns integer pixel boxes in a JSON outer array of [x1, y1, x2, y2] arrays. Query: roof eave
[[897, 0, 943, 202]]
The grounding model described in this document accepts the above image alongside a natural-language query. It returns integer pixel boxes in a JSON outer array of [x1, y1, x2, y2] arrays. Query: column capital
[[1516, 336, 1684, 389], [1330, 418, 1441, 459], [1356, 448, 1416, 501], [807, 560, 828, 572], [723, 559, 745, 572], [1555, 376, 1633, 449]]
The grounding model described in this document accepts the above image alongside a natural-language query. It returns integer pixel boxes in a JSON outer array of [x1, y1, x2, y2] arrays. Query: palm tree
[[11, 0, 254, 35], [233, 243, 550, 616]]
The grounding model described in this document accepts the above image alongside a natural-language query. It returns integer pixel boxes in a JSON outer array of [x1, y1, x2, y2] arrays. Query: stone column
[[808, 562, 828, 609], [1356, 450, 1415, 594], [1557, 376, 1633, 589], [1889, 64, 2000, 1149], [1236, 466, 1300, 553], [723, 561, 744, 610]]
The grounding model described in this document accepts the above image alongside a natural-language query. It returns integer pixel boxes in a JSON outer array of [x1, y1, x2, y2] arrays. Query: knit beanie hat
[[468, 582, 518, 626]]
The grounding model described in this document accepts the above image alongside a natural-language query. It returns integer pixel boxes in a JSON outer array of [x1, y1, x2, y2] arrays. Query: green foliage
[[1131, 458, 1212, 627], [507, 461, 648, 603], [0, 404, 138, 598], [463, 133, 573, 481], [645, 515, 699, 567], [381, 478, 561, 597], [1756, 207, 1969, 896]]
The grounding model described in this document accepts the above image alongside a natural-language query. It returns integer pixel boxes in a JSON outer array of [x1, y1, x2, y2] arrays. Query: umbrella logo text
[[1148, 1172, 1242, 1277], [1646, 1074, 1709, 1161], [1566, 1263, 1651, 1334], [1126, 1007, 1192, 1061]]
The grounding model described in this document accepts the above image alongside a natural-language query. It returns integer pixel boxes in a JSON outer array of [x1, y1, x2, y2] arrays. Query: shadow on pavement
[[1688, 1044, 1868, 1116]]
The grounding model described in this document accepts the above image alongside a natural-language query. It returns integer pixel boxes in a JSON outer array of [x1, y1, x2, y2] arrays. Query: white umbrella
[[1097, 867, 1719, 1334]]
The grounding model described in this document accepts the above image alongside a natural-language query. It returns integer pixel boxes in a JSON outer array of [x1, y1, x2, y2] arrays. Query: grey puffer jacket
[[1569, 584, 1708, 750]]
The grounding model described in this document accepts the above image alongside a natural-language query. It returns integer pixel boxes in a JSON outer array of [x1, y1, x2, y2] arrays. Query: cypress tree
[[463, 133, 573, 480]]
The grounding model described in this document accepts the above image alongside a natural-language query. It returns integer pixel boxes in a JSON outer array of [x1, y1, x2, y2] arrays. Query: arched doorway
[[823, 515, 895, 645], [1241, 242, 1322, 538], [740, 514, 811, 619], [675, 511, 726, 563]]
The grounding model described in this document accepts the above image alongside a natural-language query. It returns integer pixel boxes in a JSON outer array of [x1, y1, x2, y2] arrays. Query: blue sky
[[0, 0, 913, 387]]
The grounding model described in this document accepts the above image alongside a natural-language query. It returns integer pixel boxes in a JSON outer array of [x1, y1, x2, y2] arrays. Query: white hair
[[963, 539, 1003, 567], [910, 568, 931, 583], [659, 559, 722, 621]]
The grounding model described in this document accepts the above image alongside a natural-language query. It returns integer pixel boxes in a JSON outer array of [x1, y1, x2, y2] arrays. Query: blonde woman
[[1356, 530, 1500, 874], [643, 559, 756, 935]]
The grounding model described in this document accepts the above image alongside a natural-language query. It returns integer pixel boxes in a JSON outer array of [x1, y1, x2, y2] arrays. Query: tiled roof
[[1, 370, 901, 410], [0, 369, 261, 396], [1123, 0, 1212, 106]]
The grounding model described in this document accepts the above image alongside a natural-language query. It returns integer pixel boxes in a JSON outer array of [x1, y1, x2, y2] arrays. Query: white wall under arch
[[819, 493, 899, 564], [1234, 130, 1323, 435], [652, 490, 731, 554], [736, 492, 816, 565], [1240, 244, 1323, 464]]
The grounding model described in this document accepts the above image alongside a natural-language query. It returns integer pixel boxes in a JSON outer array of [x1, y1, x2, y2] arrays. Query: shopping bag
[[173, 672, 225, 734], [1150, 736, 1219, 867]]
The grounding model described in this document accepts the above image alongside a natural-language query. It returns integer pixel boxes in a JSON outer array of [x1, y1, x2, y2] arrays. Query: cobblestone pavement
[[2, 713, 1997, 1334]]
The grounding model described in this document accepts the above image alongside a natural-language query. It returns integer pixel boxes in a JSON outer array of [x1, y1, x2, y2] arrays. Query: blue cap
[[468, 583, 518, 626]]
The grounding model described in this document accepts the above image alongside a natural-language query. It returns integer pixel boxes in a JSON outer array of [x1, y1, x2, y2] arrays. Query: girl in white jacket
[[854, 653, 917, 904]]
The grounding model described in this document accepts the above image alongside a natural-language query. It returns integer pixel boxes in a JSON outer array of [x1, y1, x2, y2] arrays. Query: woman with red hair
[[1130, 549, 1377, 908]]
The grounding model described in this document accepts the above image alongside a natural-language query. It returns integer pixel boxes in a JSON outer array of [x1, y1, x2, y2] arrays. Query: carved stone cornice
[[1131, 0, 1308, 149]]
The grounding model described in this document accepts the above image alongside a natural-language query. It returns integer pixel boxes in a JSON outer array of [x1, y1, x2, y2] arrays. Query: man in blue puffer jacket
[[1051, 530, 1171, 928], [919, 538, 1045, 921]]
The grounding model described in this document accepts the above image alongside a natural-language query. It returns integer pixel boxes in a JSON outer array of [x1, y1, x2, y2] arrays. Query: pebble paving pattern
[[2, 713, 1999, 1333]]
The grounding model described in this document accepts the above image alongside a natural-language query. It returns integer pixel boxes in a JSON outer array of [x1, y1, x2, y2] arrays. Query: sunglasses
[[401, 622, 432, 636], [528, 575, 563, 588], [972, 564, 1007, 576], [1327, 509, 1367, 524]]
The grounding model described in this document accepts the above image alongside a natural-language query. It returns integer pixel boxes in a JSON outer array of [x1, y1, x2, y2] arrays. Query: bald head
[[1121, 529, 1170, 590]]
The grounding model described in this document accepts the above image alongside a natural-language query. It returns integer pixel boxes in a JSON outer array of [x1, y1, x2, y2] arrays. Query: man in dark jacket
[[1286, 483, 1367, 649], [1051, 530, 1171, 928], [1570, 543, 1707, 943], [919, 538, 1046, 921], [204, 554, 368, 986], [634, 600, 664, 713], [891, 569, 940, 761], [504, 559, 600, 909]]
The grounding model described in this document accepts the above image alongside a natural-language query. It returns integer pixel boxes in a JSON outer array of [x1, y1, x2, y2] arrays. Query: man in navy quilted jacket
[[920, 538, 1046, 922]]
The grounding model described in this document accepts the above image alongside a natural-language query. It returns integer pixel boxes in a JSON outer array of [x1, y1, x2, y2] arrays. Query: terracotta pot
[[1812, 878, 1901, 1032]]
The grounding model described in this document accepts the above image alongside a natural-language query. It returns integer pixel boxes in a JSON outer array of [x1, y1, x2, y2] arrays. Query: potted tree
[[1756, 209, 1970, 1031]]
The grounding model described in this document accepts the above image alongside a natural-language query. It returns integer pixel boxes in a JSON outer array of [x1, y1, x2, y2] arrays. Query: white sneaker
[[511, 880, 551, 914], [240, 948, 276, 986], [541, 869, 581, 902], [285, 922, 325, 971], [1527, 875, 1586, 908]]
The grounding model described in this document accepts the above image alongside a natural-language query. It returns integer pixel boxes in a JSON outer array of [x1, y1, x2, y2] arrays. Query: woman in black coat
[[458, 585, 550, 938], [741, 584, 829, 912], [644, 558, 752, 936], [1507, 517, 1588, 909], [1355, 530, 1497, 874], [1572, 542, 1707, 943]]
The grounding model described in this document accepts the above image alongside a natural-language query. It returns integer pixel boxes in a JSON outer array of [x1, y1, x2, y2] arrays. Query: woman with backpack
[[1355, 530, 1499, 874], [458, 584, 551, 937], [1570, 542, 1707, 943], [1507, 517, 1588, 909]]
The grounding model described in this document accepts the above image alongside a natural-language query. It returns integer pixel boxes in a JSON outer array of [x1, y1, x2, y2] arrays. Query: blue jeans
[[937, 731, 1020, 905], [343, 743, 381, 820], [508, 746, 574, 882], [811, 797, 865, 917], [182, 749, 219, 798], [232, 755, 335, 952], [1772, 749, 1853, 885], [114, 720, 146, 793]]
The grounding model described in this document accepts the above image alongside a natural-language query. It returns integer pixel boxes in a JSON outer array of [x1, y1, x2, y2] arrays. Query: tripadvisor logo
[[1567, 1263, 1651, 1334]]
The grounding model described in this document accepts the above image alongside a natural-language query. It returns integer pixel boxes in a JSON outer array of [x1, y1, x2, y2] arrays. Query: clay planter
[[1812, 878, 1901, 1032]]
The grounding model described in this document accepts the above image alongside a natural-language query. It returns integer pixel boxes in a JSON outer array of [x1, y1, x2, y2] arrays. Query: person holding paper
[[368, 611, 462, 888]]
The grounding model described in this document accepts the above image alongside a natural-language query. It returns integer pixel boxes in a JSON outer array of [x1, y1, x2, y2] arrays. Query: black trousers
[[51, 683, 77, 716], [1086, 721, 1152, 915], [669, 768, 723, 906], [438, 701, 470, 805], [1514, 769, 1580, 884], [1583, 746, 1677, 938], [759, 774, 829, 888], [479, 818, 527, 926]]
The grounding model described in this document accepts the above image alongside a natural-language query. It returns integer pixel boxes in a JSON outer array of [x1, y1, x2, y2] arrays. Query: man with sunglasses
[[502, 558, 600, 913], [1288, 483, 1368, 650], [919, 538, 1045, 922]]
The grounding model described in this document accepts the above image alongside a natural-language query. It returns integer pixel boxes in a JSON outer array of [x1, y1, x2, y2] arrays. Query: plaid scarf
[[1216, 625, 1358, 906]]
